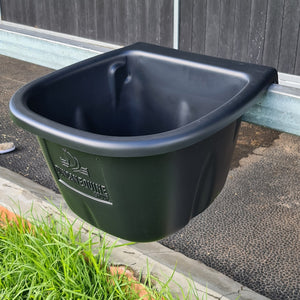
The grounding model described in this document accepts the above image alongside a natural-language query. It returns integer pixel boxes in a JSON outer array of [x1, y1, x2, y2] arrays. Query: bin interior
[[26, 52, 248, 137]]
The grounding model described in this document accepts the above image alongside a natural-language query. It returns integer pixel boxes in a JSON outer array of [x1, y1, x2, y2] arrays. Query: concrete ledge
[[0, 166, 270, 300], [242, 84, 300, 136]]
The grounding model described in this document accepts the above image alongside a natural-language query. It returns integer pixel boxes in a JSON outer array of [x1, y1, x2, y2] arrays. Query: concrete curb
[[0, 166, 270, 300]]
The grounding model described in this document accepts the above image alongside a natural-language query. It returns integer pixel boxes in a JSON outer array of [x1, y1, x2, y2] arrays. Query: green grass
[[0, 211, 201, 299]]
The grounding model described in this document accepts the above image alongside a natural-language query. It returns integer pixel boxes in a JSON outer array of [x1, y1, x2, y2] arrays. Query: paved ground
[[1, 55, 299, 299], [161, 133, 300, 299], [0, 55, 56, 191]]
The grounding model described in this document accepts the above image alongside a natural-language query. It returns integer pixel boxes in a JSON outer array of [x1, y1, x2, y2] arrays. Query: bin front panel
[[37, 119, 239, 241]]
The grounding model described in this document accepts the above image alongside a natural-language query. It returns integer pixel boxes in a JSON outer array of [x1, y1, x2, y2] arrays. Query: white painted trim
[[173, 0, 180, 49]]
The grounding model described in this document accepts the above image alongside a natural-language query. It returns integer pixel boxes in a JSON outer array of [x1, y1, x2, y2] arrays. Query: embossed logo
[[54, 148, 111, 204], [60, 148, 89, 176]]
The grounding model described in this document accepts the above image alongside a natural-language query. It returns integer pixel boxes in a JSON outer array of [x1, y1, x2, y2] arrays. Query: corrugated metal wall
[[1, 0, 300, 75]]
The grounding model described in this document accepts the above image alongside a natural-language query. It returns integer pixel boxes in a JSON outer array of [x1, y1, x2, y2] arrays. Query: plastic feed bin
[[10, 43, 277, 242]]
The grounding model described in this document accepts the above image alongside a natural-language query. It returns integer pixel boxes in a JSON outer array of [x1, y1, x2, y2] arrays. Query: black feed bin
[[10, 43, 277, 242]]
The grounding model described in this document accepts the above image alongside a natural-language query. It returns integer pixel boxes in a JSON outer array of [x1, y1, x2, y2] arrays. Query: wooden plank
[[159, 0, 173, 47], [41, 0, 80, 36], [48, 0, 64, 33], [95, 0, 105, 41], [179, 0, 193, 51], [2, 0, 18, 23], [132, 0, 171, 46], [127, 0, 138, 44], [115, 0, 128, 45], [278, 1, 300, 74], [34, 1, 51, 31], [144, 0, 160, 44], [218, 0, 236, 59], [1, 0, 34, 26], [23, 0, 36, 27], [11, 0, 26, 25], [262, 0, 284, 69], [104, 0, 115, 43], [0, 0, 10, 21], [77, 0, 88, 37], [136, 0, 147, 43], [232, 0, 251, 61], [248, 0, 268, 64], [145, 0, 153, 43], [205, 0, 220, 57], [57, 0, 78, 36], [110, 0, 118, 43], [191, 0, 207, 54], [86, 0, 97, 40]]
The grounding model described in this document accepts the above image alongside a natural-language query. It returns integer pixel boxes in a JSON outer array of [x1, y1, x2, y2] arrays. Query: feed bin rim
[[9, 43, 277, 157]]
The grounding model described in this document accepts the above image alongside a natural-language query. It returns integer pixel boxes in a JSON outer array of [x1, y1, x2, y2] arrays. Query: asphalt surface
[[1, 55, 299, 300]]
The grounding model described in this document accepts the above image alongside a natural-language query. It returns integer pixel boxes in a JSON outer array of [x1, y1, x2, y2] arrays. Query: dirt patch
[[230, 122, 280, 169]]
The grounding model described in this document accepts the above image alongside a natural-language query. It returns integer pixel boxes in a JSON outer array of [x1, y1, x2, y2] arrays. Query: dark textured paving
[[0, 55, 57, 192], [1, 55, 299, 299], [160, 135, 300, 300]]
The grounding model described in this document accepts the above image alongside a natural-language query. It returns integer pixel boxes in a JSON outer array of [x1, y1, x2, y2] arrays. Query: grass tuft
[[0, 211, 185, 299]]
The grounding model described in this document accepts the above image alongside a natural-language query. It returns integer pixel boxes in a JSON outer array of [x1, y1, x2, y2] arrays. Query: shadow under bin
[[10, 43, 277, 242]]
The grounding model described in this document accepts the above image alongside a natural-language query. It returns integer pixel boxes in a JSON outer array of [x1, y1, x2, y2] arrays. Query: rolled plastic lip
[[0, 142, 15, 154]]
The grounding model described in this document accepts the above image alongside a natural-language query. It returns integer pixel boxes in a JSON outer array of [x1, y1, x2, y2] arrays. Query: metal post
[[0, 0, 2, 21], [173, 0, 180, 49]]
